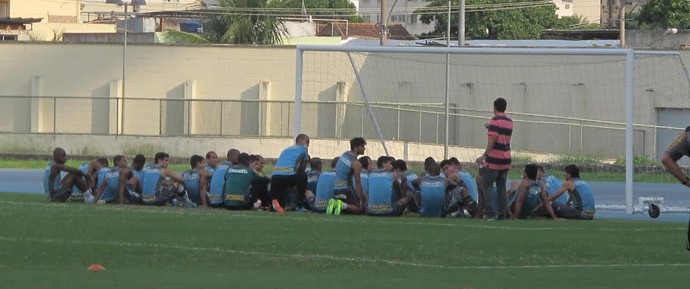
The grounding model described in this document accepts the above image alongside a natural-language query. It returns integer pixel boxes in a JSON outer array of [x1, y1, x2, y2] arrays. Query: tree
[[164, 0, 287, 45], [269, 0, 363, 22], [417, 0, 558, 39], [555, 15, 600, 29], [636, 0, 690, 29]]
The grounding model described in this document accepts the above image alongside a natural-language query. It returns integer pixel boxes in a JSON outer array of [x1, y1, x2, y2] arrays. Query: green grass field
[[1, 193, 689, 289]]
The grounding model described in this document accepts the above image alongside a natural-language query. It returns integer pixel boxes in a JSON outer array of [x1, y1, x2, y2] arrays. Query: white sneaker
[[83, 189, 94, 203]]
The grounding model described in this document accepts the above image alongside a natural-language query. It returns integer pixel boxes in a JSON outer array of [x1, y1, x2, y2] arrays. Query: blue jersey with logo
[[141, 164, 163, 204], [509, 180, 541, 218], [543, 175, 567, 204], [272, 144, 308, 176], [182, 169, 202, 204], [459, 170, 478, 200], [314, 170, 336, 211], [43, 161, 62, 195], [306, 170, 321, 194], [573, 178, 595, 212], [96, 167, 109, 189], [367, 169, 395, 215], [419, 175, 447, 218], [209, 161, 232, 205], [101, 168, 122, 202], [334, 151, 357, 190], [131, 167, 144, 180]]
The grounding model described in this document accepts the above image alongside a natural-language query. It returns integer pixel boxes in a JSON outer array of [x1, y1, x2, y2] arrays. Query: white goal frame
[[294, 45, 641, 213]]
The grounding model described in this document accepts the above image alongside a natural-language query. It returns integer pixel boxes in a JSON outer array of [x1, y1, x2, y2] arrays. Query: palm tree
[[164, 0, 288, 45]]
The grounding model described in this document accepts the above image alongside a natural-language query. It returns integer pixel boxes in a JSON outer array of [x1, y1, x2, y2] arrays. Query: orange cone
[[87, 264, 106, 271]]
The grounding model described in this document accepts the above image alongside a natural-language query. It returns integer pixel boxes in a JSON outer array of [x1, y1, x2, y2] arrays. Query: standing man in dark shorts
[[328, 137, 367, 215], [269, 134, 310, 213], [660, 126, 690, 250], [476, 97, 513, 221]]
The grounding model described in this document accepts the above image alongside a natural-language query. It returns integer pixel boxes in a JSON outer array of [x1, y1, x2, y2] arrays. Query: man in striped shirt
[[476, 97, 513, 221]]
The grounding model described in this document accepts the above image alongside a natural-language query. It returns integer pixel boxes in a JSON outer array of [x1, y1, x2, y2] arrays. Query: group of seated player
[[42, 134, 595, 220]]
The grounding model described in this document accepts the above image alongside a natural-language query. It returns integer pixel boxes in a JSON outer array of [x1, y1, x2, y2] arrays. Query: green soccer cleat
[[334, 200, 343, 215], [326, 199, 336, 215]]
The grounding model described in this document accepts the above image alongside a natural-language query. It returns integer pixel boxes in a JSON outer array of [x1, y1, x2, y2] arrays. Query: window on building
[[565, 4, 570, 9], [0, 2, 7, 18], [410, 15, 418, 24], [0, 35, 18, 41]]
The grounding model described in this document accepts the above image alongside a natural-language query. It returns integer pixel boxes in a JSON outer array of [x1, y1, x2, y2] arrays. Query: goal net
[[294, 46, 690, 214]]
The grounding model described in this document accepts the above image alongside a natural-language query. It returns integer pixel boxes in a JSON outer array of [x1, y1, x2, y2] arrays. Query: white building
[[354, 0, 435, 37]]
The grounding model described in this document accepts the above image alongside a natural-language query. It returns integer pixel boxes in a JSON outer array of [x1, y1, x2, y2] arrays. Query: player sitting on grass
[[440, 160, 480, 218], [130, 154, 146, 180], [269, 134, 310, 214], [43, 147, 92, 203], [224, 153, 264, 210], [92, 155, 134, 205], [536, 165, 568, 204], [543, 164, 595, 220], [303, 157, 322, 211], [182, 155, 210, 207], [69, 159, 100, 203], [249, 154, 271, 210], [208, 148, 240, 208], [311, 157, 338, 213], [357, 155, 373, 197], [327, 137, 367, 215], [413, 163, 464, 218], [393, 159, 420, 213], [205, 151, 218, 176], [507, 164, 561, 220], [448, 157, 479, 201], [140, 152, 186, 206], [366, 156, 412, 216]]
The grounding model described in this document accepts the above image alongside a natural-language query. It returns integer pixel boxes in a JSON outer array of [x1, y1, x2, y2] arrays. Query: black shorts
[[49, 188, 72, 203], [367, 201, 405, 217], [125, 184, 142, 205], [333, 187, 359, 206], [144, 186, 177, 206]]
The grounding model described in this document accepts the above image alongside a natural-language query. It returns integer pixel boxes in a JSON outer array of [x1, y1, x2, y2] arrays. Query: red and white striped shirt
[[485, 112, 513, 170]]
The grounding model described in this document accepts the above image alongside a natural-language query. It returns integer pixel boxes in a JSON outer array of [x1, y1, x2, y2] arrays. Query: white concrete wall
[[358, 0, 435, 36], [0, 42, 689, 159], [11, 0, 81, 22], [573, 0, 601, 24]]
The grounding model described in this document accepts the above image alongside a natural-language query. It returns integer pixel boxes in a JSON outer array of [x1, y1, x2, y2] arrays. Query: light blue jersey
[[272, 144, 308, 176], [573, 178, 595, 212], [543, 175, 567, 204], [208, 161, 232, 205], [205, 165, 216, 177], [509, 181, 541, 218], [182, 169, 202, 204], [131, 167, 144, 180], [401, 171, 418, 192], [314, 170, 336, 212], [141, 164, 163, 204], [70, 163, 90, 201], [306, 170, 321, 194], [96, 167, 109, 189], [459, 170, 478, 200], [334, 151, 357, 190], [43, 161, 62, 195], [354, 172, 369, 195], [418, 175, 447, 218], [367, 169, 395, 215], [101, 168, 122, 202]]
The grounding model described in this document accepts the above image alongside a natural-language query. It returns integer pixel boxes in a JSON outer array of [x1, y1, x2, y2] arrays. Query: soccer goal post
[[294, 45, 690, 214]]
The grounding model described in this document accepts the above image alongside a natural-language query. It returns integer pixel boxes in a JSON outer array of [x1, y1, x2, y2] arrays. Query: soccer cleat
[[272, 199, 285, 214], [326, 199, 336, 215], [334, 200, 343, 215]]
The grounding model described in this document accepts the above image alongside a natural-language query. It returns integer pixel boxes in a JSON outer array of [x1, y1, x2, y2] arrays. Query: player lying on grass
[[44, 147, 93, 202]]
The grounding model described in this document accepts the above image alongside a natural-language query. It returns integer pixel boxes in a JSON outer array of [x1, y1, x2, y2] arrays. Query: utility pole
[[380, 0, 388, 46], [619, 0, 625, 47], [458, 0, 465, 46]]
